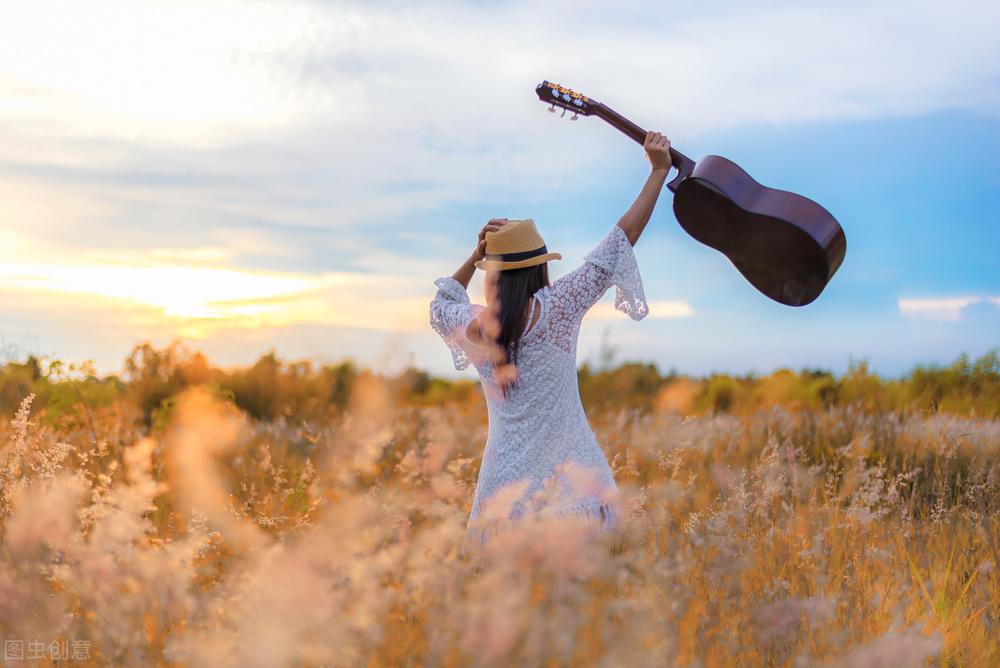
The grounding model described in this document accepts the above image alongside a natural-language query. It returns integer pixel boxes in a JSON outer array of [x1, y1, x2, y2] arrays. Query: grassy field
[[0, 345, 998, 666]]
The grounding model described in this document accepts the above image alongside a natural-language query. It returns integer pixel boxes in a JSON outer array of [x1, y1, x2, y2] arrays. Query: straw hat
[[474, 218, 562, 271]]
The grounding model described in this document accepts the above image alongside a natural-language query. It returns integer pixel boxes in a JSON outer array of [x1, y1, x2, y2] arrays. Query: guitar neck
[[534, 80, 695, 192], [594, 103, 647, 144], [593, 102, 695, 191]]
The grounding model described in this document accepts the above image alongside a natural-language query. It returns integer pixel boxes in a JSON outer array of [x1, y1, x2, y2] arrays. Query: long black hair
[[488, 263, 550, 397]]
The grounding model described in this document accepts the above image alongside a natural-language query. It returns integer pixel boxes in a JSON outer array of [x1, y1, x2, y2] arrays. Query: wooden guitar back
[[672, 156, 846, 306]]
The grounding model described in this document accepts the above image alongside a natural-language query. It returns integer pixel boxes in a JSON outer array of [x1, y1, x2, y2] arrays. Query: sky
[[1, 0, 998, 380]]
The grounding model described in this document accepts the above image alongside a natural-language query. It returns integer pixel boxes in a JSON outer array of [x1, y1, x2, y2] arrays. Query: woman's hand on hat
[[475, 218, 508, 259], [644, 130, 672, 172]]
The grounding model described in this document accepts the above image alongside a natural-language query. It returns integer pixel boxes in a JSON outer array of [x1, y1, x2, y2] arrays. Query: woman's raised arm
[[616, 131, 672, 246], [450, 218, 509, 289]]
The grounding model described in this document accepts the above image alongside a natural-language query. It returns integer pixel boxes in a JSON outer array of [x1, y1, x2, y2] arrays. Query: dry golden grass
[[1, 383, 997, 667]]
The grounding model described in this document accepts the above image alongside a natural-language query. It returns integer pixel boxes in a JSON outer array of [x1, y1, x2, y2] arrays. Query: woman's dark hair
[[492, 263, 549, 397]]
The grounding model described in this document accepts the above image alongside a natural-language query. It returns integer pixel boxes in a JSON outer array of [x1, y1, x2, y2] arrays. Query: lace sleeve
[[549, 224, 649, 323], [429, 276, 480, 370]]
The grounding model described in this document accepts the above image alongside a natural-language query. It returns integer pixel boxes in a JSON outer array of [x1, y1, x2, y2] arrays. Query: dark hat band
[[483, 245, 549, 262]]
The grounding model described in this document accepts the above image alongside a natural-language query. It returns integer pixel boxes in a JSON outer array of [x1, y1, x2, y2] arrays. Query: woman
[[429, 131, 673, 545]]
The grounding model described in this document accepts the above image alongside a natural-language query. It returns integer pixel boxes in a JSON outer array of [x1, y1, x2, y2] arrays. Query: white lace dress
[[429, 224, 649, 544]]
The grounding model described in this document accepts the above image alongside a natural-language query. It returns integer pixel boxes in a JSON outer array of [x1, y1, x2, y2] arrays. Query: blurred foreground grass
[[0, 343, 997, 666]]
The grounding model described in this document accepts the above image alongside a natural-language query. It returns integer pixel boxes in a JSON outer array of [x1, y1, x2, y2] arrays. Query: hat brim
[[474, 252, 561, 271]]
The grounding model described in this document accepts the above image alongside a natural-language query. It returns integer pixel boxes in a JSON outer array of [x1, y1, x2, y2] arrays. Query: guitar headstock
[[535, 80, 598, 120]]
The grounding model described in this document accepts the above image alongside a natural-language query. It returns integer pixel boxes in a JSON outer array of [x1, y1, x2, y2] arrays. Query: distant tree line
[[0, 341, 997, 427]]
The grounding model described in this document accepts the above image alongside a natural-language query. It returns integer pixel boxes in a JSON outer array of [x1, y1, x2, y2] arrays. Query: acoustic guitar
[[535, 80, 847, 307]]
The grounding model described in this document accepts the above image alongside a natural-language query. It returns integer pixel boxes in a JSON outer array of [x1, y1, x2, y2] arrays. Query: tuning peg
[[548, 104, 556, 113], [570, 112, 578, 121]]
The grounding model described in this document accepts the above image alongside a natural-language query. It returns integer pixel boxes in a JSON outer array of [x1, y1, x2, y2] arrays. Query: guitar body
[[671, 155, 846, 306], [534, 80, 847, 306]]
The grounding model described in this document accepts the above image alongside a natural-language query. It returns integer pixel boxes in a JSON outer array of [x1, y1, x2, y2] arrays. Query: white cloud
[[2, 0, 998, 229], [898, 295, 1000, 321], [588, 299, 694, 320], [0, 0, 323, 148]]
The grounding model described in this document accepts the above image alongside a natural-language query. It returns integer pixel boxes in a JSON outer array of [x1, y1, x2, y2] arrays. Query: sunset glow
[[0, 254, 429, 339]]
